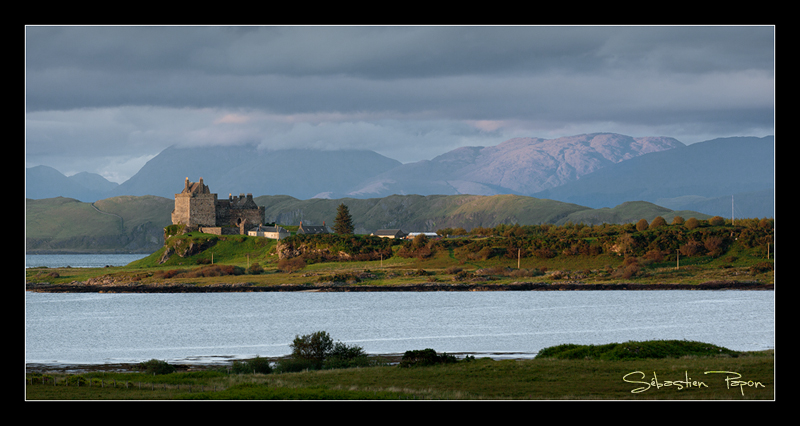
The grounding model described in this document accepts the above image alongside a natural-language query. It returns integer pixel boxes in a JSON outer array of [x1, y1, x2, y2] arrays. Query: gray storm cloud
[[25, 25, 774, 183]]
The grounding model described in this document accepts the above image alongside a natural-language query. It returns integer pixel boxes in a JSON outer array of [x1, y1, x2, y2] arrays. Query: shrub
[[316, 273, 361, 284], [397, 234, 435, 259], [278, 257, 306, 273], [679, 240, 704, 257], [671, 216, 685, 225], [703, 236, 726, 257], [509, 268, 544, 278], [471, 246, 493, 261], [398, 348, 457, 368], [445, 266, 463, 275], [636, 219, 649, 231], [750, 261, 773, 274], [536, 340, 739, 360], [684, 217, 700, 229], [708, 216, 726, 226], [324, 341, 376, 369], [186, 264, 244, 278], [644, 249, 665, 262], [247, 262, 264, 275], [533, 248, 557, 259], [649, 216, 667, 229], [613, 263, 640, 279], [282, 331, 373, 371], [66, 375, 89, 386], [137, 359, 177, 375]]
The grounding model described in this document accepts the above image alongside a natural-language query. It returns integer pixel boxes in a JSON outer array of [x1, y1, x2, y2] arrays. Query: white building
[[248, 224, 291, 240]]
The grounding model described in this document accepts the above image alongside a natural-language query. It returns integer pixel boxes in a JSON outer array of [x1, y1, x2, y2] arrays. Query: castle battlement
[[171, 178, 265, 234]]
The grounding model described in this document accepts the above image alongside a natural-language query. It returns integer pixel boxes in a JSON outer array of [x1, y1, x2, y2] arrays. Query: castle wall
[[171, 179, 264, 234], [217, 194, 265, 229], [172, 192, 217, 227]]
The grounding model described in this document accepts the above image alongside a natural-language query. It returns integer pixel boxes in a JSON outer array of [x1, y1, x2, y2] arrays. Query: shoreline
[[25, 352, 532, 374], [26, 280, 772, 293]]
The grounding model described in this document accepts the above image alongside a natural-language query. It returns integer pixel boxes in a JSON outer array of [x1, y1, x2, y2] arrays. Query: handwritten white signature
[[622, 370, 765, 395]]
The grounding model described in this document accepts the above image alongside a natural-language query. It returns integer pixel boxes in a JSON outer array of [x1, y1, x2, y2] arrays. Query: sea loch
[[25, 288, 774, 367]]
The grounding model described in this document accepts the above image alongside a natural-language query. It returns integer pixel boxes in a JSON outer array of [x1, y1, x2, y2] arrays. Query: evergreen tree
[[334, 203, 354, 234]]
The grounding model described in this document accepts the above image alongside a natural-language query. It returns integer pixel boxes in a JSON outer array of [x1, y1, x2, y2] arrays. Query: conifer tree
[[333, 203, 354, 234]]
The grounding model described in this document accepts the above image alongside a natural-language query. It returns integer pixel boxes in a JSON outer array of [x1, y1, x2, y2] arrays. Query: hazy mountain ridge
[[533, 136, 775, 218], [25, 133, 774, 219], [25, 165, 120, 202], [346, 133, 684, 197], [105, 146, 403, 201]]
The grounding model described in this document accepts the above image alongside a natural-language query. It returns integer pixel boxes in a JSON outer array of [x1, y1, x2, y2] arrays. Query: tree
[[708, 216, 725, 226], [685, 217, 700, 229], [636, 219, 649, 232], [290, 331, 334, 368], [333, 203, 354, 235], [649, 216, 667, 229]]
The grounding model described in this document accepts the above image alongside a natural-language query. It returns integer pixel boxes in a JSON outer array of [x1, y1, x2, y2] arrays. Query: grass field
[[25, 342, 774, 400]]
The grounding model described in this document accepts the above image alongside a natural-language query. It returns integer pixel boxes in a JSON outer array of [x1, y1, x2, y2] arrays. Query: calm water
[[25, 290, 775, 366], [26, 254, 148, 269], [25, 254, 775, 366]]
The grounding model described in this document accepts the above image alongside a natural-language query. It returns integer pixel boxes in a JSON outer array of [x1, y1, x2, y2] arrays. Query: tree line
[[283, 205, 774, 266]]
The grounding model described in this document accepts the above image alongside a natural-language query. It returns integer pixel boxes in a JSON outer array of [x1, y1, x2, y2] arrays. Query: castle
[[171, 177, 265, 235]]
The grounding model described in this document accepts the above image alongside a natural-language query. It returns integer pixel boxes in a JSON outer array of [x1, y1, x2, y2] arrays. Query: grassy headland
[[26, 216, 774, 291]]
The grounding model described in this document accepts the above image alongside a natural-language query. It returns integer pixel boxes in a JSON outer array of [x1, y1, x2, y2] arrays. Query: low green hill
[[26, 196, 174, 253], [560, 201, 710, 226], [256, 194, 710, 233]]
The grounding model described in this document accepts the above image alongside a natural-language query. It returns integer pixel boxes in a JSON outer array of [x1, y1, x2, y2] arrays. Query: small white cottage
[[248, 224, 291, 240]]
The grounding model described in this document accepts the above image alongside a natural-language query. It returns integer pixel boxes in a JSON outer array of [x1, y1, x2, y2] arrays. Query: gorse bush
[[535, 340, 740, 360], [397, 234, 435, 259], [434, 218, 771, 263], [247, 262, 264, 275], [137, 359, 177, 375], [279, 234, 393, 262], [277, 257, 306, 273]]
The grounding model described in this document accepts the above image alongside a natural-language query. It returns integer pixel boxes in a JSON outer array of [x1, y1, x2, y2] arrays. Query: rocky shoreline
[[26, 280, 772, 293]]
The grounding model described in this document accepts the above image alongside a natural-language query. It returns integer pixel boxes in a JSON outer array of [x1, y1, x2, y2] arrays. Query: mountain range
[[25, 133, 775, 219]]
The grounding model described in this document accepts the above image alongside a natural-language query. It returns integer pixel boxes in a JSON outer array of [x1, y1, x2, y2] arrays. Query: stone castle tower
[[171, 177, 265, 234]]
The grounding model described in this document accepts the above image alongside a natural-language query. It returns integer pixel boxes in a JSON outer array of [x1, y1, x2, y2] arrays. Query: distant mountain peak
[[346, 132, 684, 198]]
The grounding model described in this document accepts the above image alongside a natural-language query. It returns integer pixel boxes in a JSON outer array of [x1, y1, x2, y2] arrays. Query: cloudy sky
[[25, 25, 774, 184]]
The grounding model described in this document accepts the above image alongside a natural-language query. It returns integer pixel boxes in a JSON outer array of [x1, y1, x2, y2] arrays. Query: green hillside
[[255, 194, 709, 233], [26, 196, 174, 253], [560, 201, 710, 226]]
